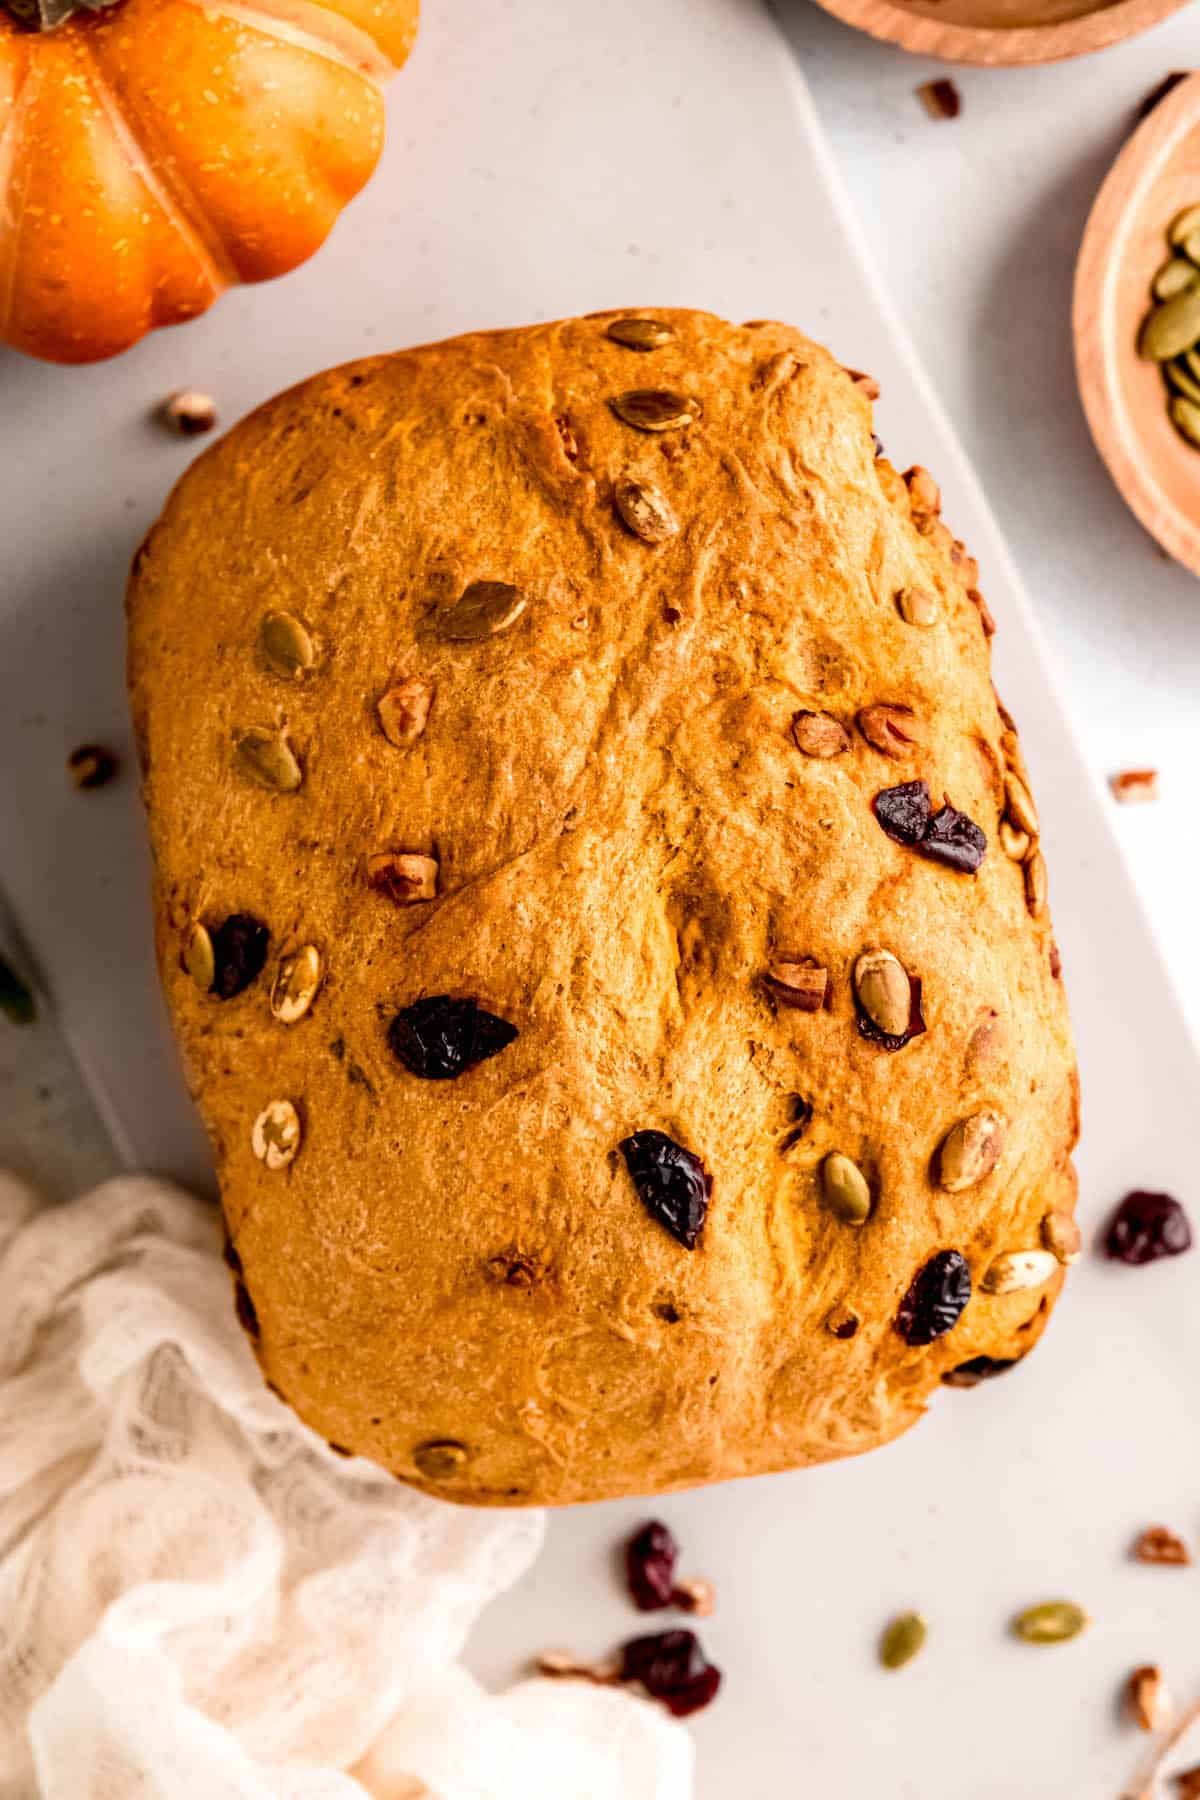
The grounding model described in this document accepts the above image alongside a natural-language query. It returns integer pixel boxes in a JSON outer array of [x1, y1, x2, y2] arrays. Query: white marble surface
[[778, 0, 1200, 1043]]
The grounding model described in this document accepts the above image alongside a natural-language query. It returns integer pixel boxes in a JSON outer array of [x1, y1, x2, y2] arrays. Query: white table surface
[[779, 0, 1200, 1041]]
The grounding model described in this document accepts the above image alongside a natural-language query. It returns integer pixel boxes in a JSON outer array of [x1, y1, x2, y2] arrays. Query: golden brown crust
[[127, 309, 1078, 1505]]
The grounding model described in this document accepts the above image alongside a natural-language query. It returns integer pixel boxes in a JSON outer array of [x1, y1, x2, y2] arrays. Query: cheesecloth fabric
[[0, 1173, 692, 1800]]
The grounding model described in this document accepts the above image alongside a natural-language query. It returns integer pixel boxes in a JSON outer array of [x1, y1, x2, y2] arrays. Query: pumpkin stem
[[2, 0, 123, 28]]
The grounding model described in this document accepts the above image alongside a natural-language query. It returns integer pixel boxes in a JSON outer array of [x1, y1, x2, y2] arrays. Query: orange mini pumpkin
[[0, 0, 418, 363]]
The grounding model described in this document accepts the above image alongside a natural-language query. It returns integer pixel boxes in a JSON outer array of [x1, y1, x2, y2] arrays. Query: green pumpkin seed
[[821, 1152, 872, 1226], [1185, 348, 1200, 382], [1181, 229, 1200, 269], [1170, 394, 1200, 448], [1139, 287, 1200, 361], [980, 1249, 1058, 1295], [182, 921, 215, 992], [609, 389, 701, 433], [853, 949, 912, 1039], [1012, 1600, 1090, 1645], [435, 580, 527, 642], [414, 1439, 469, 1479], [1168, 204, 1200, 248], [880, 1612, 927, 1670], [1152, 257, 1199, 301], [606, 317, 675, 351], [235, 728, 302, 793], [1166, 358, 1200, 405], [259, 611, 316, 679]]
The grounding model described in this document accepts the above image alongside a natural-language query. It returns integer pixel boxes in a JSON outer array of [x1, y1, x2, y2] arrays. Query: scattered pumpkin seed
[[251, 1098, 301, 1171], [895, 585, 939, 628], [182, 921, 215, 992], [1139, 286, 1200, 361], [1152, 257, 1199, 301], [1024, 848, 1048, 917], [880, 1611, 927, 1670], [609, 389, 700, 433], [435, 580, 527, 642], [821, 1152, 872, 1226], [1041, 1209, 1082, 1265], [259, 610, 316, 679], [1003, 771, 1039, 837], [980, 1248, 1059, 1295], [378, 676, 434, 747], [1166, 358, 1200, 405], [414, 1439, 469, 1479], [1186, 347, 1200, 382], [605, 317, 675, 351], [1012, 1600, 1090, 1645], [937, 1111, 1004, 1192], [1169, 204, 1200, 248], [235, 727, 302, 793], [614, 475, 679, 543], [270, 944, 322, 1024], [1170, 393, 1200, 447], [853, 948, 912, 1039]]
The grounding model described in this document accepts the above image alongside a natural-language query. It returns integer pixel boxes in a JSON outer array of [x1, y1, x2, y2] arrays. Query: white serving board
[[1, 2, 1198, 1795]]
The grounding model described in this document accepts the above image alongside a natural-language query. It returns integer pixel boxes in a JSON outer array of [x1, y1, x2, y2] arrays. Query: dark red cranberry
[[919, 804, 987, 873], [619, 1130, 711, 1250], [626, 1520, 685, 1611], [209, 914, 270, 1000], [873, 781, 986, 874], [619, 1630, 722, 1718], [896, 1250, 972, 1346], [942, 1354, 1018, 1388], [388, 995, 517, 1079], [873, 780, 931, 846], [1104, 1191, 1192, 1265], [854, 975, 926, 1051], [234, 1280, 260, 1339]]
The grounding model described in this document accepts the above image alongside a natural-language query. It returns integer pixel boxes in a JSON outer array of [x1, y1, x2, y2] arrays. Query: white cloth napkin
[[0, 1173, 692, 1800]]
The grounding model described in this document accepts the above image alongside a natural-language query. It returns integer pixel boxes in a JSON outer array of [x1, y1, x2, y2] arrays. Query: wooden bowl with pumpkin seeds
[[1074, 72, 1200, 578]]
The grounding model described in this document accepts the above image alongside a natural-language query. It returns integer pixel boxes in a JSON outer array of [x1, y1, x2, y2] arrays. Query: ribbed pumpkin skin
[[0, 0, 418, 363]]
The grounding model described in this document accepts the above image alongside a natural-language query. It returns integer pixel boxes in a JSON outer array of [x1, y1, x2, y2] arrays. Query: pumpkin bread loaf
[[127, 309, 1079, 1505]]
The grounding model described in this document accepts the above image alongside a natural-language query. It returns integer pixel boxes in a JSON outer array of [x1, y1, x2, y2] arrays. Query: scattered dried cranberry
[[896, 1250, 972, 1347], [388, 995, 517, 1080], [626, 1520, 680, 1610], [619, 1130, 711, 1250], [942, 1354, 1017, 1388], [1104, 1191, 1191, 1265], [209, 914, 269, 1000], [873, 779, 931, 845], [920, 805, 987, 873], [873, 780, 986, 874], [619, 1630, 722, 1718]]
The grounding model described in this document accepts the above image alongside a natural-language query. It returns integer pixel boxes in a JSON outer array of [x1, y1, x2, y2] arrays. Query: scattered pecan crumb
[[1110, 768, 1159, 805], [903, 465, 941, 528], [792, 709, 851, 758], [1128, 1664, 1171, 1732], [159, 389, 217, 436], [366, 851, 439, 905], [917, 78, 961, 120], [1133, 1526, 1191, 1567], [857, 702, 925, 757], [67, 744, 119, 790], [1136, 72, 1186, 124], [764, 958, 829, 1012]]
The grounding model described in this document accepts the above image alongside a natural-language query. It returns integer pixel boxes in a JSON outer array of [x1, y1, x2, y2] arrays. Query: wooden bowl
[[1074, 72, 1200, 580], [809, 0, 1187, 67]]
